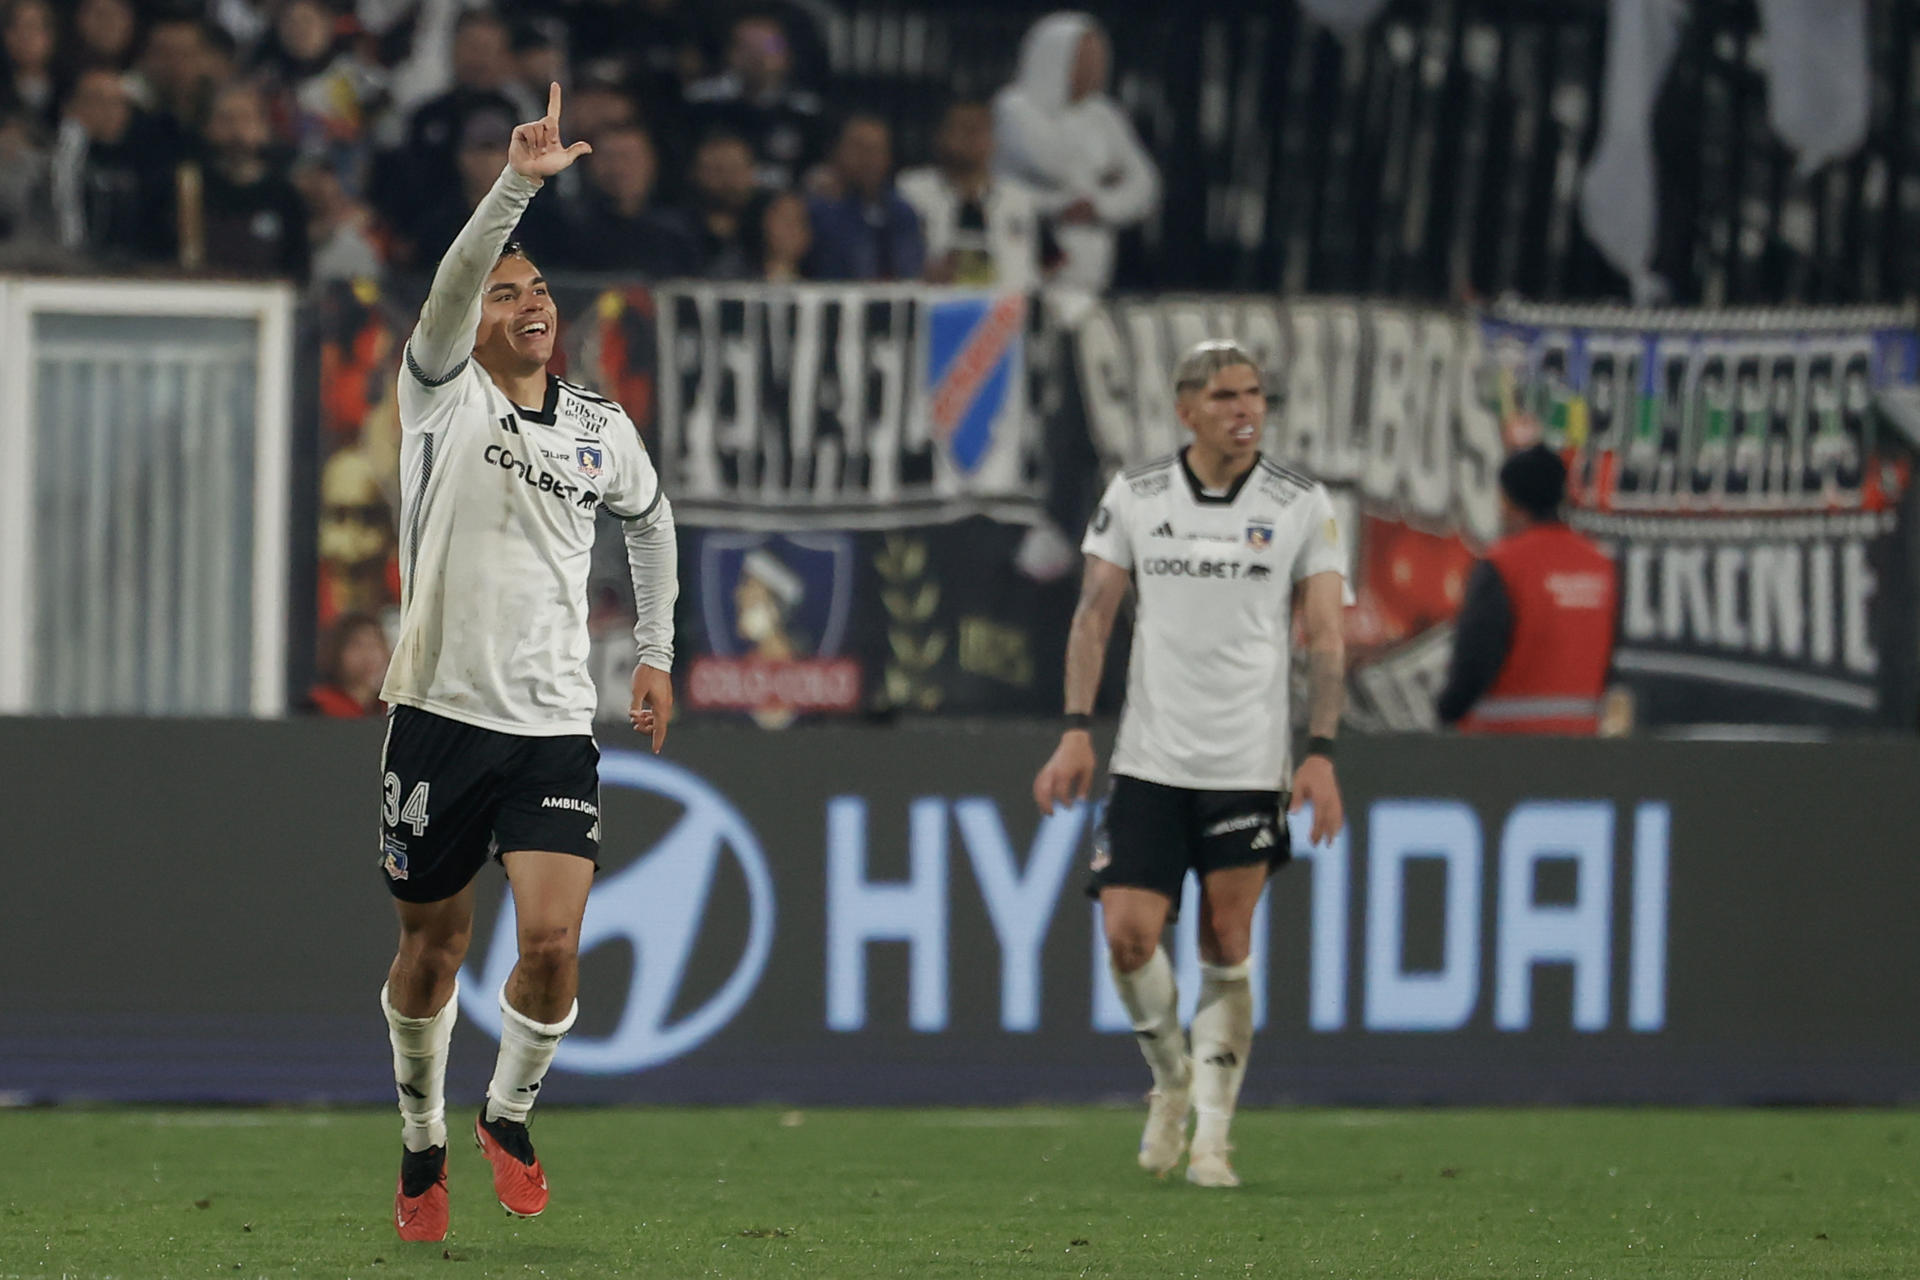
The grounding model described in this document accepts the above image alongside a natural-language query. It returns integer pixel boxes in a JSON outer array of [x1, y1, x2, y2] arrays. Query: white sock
[[1190, 961, 1253, 1151], [1110, 947, 1189, 1092], [483, 989, 578, 1125], [382, 980, 457, 1153]]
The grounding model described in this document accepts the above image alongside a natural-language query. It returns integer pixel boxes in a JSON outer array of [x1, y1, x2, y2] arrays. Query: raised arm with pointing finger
[[407, 83, 591, 385]]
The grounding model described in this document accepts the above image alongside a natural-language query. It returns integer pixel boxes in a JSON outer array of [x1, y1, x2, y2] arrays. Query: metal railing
[[0, 280, 293, 715]]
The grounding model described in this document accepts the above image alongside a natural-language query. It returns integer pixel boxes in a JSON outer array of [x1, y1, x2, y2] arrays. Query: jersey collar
[[1179, 446, 1260, 506], [511, 374, 561, 426]]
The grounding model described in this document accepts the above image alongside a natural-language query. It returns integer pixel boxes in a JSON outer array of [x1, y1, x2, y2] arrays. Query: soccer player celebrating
[[1033, 340, 1347, 1188], [375, 84, 677, 1241]]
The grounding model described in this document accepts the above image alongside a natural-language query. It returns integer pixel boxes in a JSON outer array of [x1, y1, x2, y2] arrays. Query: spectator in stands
[[254, 0, 383, 169], [201, 21, 239, 89], [305, 611, 390, 717], [1, 0, 63, 143], [1436, 446, 1620, 735], [402, 103, 513, 265], [191, 81, 310, 281], [379, 9, 523, 237], [804, 112, 922, 282], [687, 129, 761, 278], [565, 0, 700, 189], [754, 189, 809, 281], [294, 154, 385, 287], [0, 103, 53, 256], [361, 0, 463, 116], [50, 67, 178, 265], [685, 9, 821, 189], [564, 70, 640, 148], [899, 99, 1054, 290], [556, 121, 699, 276], [72, 0, 140, 73], [130, 14, 217, 160], [204, 0, 267, 55], [594, 0, 701, 105], [510, 20, 565, 114], [435, 8, 532, 114], [993, 12, 1159, 293], [495, 64, 629, 223]]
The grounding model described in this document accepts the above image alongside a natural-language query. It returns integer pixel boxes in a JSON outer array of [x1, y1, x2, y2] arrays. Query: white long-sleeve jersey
[[380, 166, 677, 735]]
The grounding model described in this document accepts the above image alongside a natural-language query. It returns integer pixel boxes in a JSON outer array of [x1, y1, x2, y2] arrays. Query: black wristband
[[1064, 713, 1092, 732], [1305, 735, 1336, 761]]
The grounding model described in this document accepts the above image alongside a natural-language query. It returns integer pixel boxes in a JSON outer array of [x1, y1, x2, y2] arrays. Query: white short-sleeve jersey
[[380, 357, 663, 736], [1081, 450, 1345, 790]]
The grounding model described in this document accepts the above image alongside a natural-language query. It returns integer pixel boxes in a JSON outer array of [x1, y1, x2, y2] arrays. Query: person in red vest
[[1436, 445, 1618, 734]]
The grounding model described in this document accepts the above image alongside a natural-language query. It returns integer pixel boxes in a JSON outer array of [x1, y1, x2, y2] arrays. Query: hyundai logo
[[458, 750, 776, 1072]]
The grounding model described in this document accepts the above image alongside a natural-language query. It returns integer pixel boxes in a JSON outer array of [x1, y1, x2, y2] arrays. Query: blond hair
[[1173, 339, 1260, 395]]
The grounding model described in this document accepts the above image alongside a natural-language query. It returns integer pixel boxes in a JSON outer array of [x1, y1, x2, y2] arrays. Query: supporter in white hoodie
[[992, 11, 1159, 294]]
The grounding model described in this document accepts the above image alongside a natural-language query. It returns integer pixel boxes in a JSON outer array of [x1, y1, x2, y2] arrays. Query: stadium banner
[[5, 719, 1916, 1106], [653, 284, 1047, 530], [584, 518, 1113, 724], [1482, 303, 1920, 729], [311, 286, 1920, 727], [1071, 295, 1920, 729]]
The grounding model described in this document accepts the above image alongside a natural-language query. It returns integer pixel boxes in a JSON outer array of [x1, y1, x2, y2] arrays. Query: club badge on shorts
[[382, 835, 410, 881]]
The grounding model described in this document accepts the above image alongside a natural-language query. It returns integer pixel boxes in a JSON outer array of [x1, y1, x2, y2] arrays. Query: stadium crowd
[[0, 0, 1158, 292]]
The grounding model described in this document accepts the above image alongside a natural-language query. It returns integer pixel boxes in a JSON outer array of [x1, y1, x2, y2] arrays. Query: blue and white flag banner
[[655, 284, 1044, 530]]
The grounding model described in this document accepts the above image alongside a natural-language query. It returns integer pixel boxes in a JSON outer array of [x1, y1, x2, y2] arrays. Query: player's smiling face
[[1178, 363, 1265, 463], [475, 254, 557, 373]]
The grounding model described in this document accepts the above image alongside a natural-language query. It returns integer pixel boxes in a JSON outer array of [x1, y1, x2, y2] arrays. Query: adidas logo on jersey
[[1150, 521, 1175, 538], [1250, 826, 1277, 850]]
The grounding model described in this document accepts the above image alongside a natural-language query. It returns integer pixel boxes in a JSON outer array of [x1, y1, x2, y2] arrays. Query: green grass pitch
[[2, 1107, 1914, 1278]]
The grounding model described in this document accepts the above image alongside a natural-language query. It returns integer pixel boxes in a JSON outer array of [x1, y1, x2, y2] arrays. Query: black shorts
[[1088, 775, 1291, 913], [377, 706, 602, 904]]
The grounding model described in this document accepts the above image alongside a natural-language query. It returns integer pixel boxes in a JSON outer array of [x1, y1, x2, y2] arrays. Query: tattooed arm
[[1290, 570, 1347, 843], [1033, 554, 1130, 815]]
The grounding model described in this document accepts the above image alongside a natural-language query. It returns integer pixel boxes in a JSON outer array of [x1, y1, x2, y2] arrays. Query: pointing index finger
[[546, 81, 561, 122]]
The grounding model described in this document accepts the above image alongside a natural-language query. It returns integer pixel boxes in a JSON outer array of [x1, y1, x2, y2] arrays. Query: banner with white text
[[1483, 303, 1920, 728], [1071, 296, 1920, 729], [653, 285, 1047, 529]]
